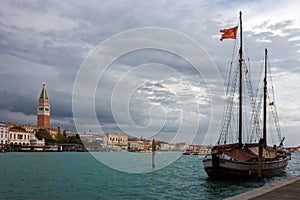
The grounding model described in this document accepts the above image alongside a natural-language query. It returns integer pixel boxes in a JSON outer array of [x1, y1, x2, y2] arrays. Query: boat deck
[[225, 175, 300, 200]]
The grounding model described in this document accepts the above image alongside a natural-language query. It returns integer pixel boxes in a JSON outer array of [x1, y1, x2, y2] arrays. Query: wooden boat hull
[[203, 156, 289, 179]]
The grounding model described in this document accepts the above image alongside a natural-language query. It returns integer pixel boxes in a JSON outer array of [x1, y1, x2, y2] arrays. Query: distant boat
[[203, 12, 290, 179]]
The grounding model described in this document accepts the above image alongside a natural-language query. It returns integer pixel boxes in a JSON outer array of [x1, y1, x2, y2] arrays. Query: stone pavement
[[225, 175, 300, 200]]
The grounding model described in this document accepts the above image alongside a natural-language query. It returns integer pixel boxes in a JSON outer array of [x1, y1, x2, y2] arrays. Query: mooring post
[[152, 139, 156, 169]]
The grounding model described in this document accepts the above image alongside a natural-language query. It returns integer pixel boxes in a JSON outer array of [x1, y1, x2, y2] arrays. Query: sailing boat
[[203, 12, 290, 179]]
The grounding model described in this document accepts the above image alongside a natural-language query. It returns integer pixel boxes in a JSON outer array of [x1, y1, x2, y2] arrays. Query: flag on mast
[[220, 26, 238, 41]]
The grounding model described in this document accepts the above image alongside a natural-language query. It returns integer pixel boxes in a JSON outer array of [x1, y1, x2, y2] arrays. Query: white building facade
[[0, 123, 9, 145], [9, 130, 31, 146]]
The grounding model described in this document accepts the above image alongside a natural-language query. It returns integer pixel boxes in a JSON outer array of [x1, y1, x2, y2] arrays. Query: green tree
[[36, 129, 55, 144], [67, 135, 83, 145], [55, 132, 67, 143]]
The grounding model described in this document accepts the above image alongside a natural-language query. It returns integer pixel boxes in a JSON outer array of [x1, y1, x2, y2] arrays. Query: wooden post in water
[[152, 139, 156, 169]]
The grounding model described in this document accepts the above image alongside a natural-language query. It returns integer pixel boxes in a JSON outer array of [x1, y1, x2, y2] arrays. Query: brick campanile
[[37, 82, 50, 129]]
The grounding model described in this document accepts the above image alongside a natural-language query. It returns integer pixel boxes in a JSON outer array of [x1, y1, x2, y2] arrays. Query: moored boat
[[203, 12, 290, 179]]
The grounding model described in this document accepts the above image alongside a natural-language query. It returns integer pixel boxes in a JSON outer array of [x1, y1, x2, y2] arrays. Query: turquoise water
[[0, 152, 299, 200]]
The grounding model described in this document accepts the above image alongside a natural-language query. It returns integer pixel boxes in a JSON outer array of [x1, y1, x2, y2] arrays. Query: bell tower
[[37, 82, 50, 129]]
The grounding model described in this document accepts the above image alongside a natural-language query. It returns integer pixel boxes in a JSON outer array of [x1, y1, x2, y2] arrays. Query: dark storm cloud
[[1, 0, 300, 145]]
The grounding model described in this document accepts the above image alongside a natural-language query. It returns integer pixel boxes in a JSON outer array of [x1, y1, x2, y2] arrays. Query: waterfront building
[[137, 140, 144, 150], [4, 122, 59, 138], [128, 139, 144, 151], [143, 139, 152, 151], [175, 142, 190, 151], [160, 142, 171, 151], [37, 82, 50, 129], [9, 128, 31, 146], [128, 140, 139, 151], [4, 122, 37, 134], [169, 143, 175, 151], [30, 134, 45, 147], [105, 133, 128, 150], [80, 134, 94, 143], [0, 123, 9, 145]]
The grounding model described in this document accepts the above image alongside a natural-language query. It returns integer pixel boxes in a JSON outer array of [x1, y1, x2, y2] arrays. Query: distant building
[[175, 142, 190, 151], [0, 123, 8, 145], [159, 142, 170, 151], [128, 138, 144, 151], [105, 133, 128, 150], [169, 143, 175, 151], [30, 134, 45, 147], [80, 134, 94, 143], [37, 82, 50, 129], [9, 128, 31, 146], [128, 140, 139, 151], [189, 145, 211, 151], [4, 122, 37, 133], [143, 140, 152, 151]]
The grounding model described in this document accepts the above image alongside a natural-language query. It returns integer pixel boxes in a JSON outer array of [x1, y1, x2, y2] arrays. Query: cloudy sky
[[1, 0, 300, 146]]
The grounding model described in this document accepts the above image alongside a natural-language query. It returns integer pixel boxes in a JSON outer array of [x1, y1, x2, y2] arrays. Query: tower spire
[[39, 82, 49, 100]]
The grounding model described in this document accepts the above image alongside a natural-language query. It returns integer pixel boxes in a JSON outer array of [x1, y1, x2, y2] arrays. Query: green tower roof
[[39, 82, 49, 100]]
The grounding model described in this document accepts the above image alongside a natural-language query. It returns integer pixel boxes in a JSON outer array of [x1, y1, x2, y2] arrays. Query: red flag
[[220, 26, 238, 41], [269, 102, 274, 106]]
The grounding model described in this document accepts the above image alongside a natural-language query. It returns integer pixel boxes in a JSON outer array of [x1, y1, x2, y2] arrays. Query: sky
[[0, 0, 300, 146]]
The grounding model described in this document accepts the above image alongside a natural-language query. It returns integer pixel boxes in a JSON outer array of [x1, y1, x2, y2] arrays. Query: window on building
[[17, 134, 23, 140], [1, 134, 2, 138], [39, 107, 44, 111], [45, 108, 49, 111], [14, 134, 16, 139]]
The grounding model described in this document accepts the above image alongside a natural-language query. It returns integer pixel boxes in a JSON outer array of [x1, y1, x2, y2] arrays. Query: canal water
[[0, 152, 299, 199]]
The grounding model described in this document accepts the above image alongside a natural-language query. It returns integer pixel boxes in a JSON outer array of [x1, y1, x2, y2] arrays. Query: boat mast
[[263, 48, 268, 146], [238, 11, 243, 147]]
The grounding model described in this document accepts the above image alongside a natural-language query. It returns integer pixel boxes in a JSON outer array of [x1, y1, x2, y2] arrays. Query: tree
[[36, 129, 55, 144], [55, 132, 67, 143], [67, 135, 82, 145]]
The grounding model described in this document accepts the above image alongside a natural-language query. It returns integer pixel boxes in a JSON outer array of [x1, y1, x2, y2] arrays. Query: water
[[0, 152, 299, 200]]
